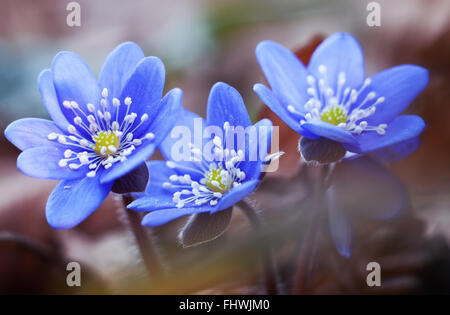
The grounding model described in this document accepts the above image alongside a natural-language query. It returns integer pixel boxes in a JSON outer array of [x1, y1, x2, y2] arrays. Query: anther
[[112, 98, 120, 107], [102, 88, 108, 98], [87, 103, 95, 112]]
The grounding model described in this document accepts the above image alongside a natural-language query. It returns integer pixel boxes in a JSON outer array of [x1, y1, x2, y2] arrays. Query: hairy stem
[[121, 194, 165, 288], [293, 165, 327, 294], [238, 198, 280, 295]]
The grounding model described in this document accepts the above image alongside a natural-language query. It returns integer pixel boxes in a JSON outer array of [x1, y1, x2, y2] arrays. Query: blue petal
[[118, 56, 165, 125], [127, 195, 175, 212], [144, 160, 177, 194], [46, 174, 113, 229], [254, 118, 273, 162], [253, 83, 319, 139], [51, 51, 101, 136], [17, 146, 86, 180], [348, 115, 425, 153], [363, 65, 429, 125], [206, 82, 251, 128], [98, 42, 144, 102], [327, 188, 352, 258], [5, 118, 63, 151], [141, 207, 208, 227], [100, 88, 181, 184], [100, 143, 156, 184], [255, 40, 309, 110], [301, 120, 359, 145], [159, 106, 206, 161], [38, 69, 70, 130], [371, 136, 420, 162], [308, 33, 365, 91], [212, 179, 260, 213], [331, 155, 408, 220], [140, 88, 183, 142], [238, 118, 272, 181]]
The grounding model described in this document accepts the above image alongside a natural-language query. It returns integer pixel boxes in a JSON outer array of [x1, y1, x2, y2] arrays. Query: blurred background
[[1, 0, 450, 294]]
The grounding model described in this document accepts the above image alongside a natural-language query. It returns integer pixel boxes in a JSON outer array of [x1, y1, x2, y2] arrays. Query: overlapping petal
[[212, 179, 260, 213], [5, 118, 63, 151], [253, 83, 318, 139], [38, 69, 70, 130], [142, 207, 207, 227], [17, 146, 86, 180], [308, 32, 365, 91], [207, 82, 251, 128], [255, 40, 309, 111], [301, 121, 359, 146], [51, 51, 101, 137], [46, 173, 113, 229], [98, 41, 144, 104], [346, 115, 425, 154], [118, 56, 165, 128], [360, 65, 429, 125]]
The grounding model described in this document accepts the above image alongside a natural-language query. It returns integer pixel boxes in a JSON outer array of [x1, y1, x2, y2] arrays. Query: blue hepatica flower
[[4, 42, 182, 229], [254, 33, 429, 161], [128, 82, 273, 229]]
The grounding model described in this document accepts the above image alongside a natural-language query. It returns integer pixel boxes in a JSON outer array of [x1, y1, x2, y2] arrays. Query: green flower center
[[92, 130, 120, 156], [204, 166, 231, 193], [321, 106, 348, 125]]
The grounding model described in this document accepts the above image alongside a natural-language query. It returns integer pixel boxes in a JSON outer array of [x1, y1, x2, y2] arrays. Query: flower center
[[287, 65, 389, 135], [93, 130, 120, 156], [47, 88, 155, 178], [204, 165, 232, 193], [163, 128, 247, 209], [320, 106, 348, 125]]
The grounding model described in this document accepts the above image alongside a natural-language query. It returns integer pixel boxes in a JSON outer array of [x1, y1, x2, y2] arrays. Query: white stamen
[[64, 149, 73, 158], [294, 70, 388, 136], [87, 103, 95, 112], [55, 94, 154, 177]]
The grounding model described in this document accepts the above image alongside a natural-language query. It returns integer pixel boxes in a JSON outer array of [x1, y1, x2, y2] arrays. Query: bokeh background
[[1, 0, 450, 294]]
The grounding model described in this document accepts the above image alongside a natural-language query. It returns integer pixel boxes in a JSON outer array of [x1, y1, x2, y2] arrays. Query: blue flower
[[254, 33, 428, 161], [4, 42, 182, 229], [128, 82, 273, 227]]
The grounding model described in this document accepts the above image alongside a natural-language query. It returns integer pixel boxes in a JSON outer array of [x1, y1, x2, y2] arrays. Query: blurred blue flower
[[128, 82, 273, 227], [5, 42, 182, 229], [254, 33, 428, 161], [327, 155, 409, 257]]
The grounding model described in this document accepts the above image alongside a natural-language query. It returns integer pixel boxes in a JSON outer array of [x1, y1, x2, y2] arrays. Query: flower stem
[[238, 198, 280, 295], [121, 194, 165, 287], [293, 165, 327, 294]]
